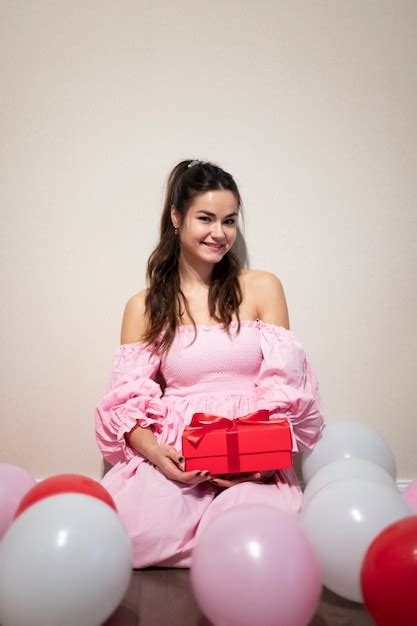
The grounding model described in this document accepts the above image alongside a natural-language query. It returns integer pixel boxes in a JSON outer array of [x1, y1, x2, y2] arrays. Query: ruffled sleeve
[[256, 323, 325, 452], [95, 342, 167, 465]]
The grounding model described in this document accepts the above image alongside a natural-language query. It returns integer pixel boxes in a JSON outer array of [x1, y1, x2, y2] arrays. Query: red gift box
[[182, 410, 293, 474]]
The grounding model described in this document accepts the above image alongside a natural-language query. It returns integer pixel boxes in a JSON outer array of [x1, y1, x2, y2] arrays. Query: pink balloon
[[191, 504, 321, 626], [403, 479, 417, 513], [0, 464, 36, 539]]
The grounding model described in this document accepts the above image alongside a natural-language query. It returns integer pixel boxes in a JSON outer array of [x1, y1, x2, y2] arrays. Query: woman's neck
[[177, 254, 213, 290]]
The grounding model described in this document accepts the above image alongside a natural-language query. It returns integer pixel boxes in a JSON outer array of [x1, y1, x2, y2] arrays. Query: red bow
[[185, 409, 271, 446]]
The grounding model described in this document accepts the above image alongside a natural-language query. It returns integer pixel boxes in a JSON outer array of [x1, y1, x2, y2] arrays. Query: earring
[[174, 227, 178, 236]]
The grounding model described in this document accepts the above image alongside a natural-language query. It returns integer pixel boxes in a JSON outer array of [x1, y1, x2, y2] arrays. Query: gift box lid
[[182, 418, 292, 459]]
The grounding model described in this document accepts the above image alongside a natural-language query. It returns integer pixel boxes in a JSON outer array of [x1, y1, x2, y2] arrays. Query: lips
[[202, 242, 224, 250]]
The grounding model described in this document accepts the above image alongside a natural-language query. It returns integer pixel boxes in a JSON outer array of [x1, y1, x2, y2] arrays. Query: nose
[[211, 221, 226, 241]]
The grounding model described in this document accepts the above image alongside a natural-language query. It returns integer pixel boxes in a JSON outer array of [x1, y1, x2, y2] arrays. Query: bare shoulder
[[120, 289, 149, 344], [244, 269, 290, 330], [241, 268, 282, 292]]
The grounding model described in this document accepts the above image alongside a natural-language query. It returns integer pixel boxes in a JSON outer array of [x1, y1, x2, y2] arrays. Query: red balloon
[[14, 474, 117, 519], [360, 515, 417, 626]]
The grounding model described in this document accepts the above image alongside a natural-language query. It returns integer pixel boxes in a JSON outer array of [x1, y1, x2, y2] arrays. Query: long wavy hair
[[142, 158, 248, 354]]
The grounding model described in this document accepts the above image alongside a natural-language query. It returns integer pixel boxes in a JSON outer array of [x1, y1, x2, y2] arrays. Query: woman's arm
[[121, 289, 148, 344], [121, 291, 168, 463], [121, 290, 161, 457]]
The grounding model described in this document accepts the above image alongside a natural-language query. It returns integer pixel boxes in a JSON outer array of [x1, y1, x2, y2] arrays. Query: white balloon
[[301, 420, 396, 484], [301, 478, 411, 602], [303, 458, 398, 507], [0, 493, 132, 626]]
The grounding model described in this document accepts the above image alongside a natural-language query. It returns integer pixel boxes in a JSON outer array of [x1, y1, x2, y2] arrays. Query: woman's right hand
[[147, 444, 211, 486]]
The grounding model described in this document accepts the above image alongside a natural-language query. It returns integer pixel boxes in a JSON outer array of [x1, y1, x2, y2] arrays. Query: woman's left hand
[[208, 470, 276, 489]]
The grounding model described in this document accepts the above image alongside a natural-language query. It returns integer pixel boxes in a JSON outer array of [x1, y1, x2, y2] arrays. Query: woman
[[95, 158, 325, 568]]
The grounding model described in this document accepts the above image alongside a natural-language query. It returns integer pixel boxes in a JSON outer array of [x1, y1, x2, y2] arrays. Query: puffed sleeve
[[256, 323, 325, 452], [95, 342, 167, 465]]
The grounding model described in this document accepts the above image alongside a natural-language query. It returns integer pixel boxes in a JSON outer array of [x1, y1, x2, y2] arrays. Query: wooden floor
[[104, 568, 376, 626]]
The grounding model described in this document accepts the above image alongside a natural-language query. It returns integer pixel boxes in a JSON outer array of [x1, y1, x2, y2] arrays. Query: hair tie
[[188, 159, 201, 168]]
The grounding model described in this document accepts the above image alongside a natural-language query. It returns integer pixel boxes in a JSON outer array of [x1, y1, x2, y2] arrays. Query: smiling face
[[171, 189, 239, 265]]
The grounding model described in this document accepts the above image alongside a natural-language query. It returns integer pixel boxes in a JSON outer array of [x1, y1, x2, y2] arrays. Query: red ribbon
[[185, 410, 272, 473]]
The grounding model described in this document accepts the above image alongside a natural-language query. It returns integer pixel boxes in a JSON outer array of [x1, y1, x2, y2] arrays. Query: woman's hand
[[147, 445, 212, 486], [209, 470, 276, 489]]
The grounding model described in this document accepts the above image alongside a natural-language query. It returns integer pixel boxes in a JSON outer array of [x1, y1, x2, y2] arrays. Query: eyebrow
[[196, 210, 238, 218]]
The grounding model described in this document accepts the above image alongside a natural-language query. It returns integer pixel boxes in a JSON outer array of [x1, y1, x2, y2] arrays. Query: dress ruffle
[[95, 342, 167, 465], [255, 323, 325, 451]]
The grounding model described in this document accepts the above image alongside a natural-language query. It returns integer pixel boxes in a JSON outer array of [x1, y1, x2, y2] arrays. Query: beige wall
[[1, 1, 416, 481]]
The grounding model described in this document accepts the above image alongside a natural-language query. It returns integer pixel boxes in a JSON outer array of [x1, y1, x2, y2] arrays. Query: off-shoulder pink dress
[[95, 320, 324, 568]]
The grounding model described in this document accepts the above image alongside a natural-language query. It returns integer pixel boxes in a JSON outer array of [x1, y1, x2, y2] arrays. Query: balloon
[[360, 516, 417, 626], [191, 504, 321, 626], [14, 473, 116, 519], [303, 458, 398, 507], [0, 464, 36, 539], [301, 478, 411, 602], [402, 479, 417, 513], [0, 493, 132, 626], [301, 420, 396, 484]]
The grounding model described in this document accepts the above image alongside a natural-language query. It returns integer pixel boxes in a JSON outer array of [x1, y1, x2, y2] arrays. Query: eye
[[198, 217, 236, 225]]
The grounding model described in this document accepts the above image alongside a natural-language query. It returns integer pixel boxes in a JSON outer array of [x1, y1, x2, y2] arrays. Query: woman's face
[[171, 190, 239, 264]]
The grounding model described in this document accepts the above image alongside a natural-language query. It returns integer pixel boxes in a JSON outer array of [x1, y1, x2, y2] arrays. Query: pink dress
[[95, 320, 324, 568]]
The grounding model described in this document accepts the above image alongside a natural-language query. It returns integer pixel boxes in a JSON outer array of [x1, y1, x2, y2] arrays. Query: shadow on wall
[[234, 227, 249, 268]]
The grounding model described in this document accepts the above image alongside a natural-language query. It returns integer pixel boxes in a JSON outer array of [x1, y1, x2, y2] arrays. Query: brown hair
[[142, 159, 248, 354]]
